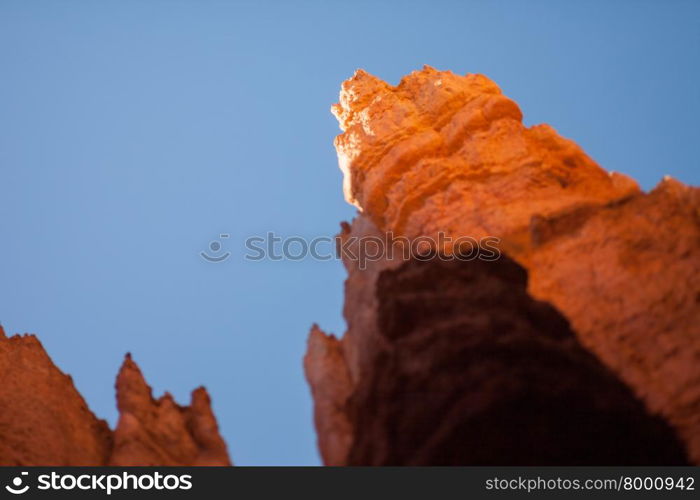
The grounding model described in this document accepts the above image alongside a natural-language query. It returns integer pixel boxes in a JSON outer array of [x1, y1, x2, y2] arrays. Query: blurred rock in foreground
[[0, 326, 231, 466]]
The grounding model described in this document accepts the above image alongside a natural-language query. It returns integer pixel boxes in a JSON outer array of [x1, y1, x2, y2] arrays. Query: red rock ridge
[[0, 325, 231, 466]]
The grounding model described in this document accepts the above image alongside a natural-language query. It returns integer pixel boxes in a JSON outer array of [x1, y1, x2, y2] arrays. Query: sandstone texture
[[306, 67, 699, 464], [0, 326, 231, 466]]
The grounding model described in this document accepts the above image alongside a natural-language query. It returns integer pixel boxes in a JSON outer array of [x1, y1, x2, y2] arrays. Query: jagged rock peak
[[111, 353, 232, 466]]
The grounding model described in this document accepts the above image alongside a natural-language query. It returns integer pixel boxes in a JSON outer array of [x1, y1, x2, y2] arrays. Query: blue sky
[[1, 0, 698, 465]]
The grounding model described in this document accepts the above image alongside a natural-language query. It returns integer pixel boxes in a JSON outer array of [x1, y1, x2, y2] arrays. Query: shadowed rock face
[[347, 255, 688, 465], [0, 326, 231, 466], [306, 67, 699, 464]]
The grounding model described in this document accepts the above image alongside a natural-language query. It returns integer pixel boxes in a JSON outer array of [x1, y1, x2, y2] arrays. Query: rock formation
[[1, 66, 696, 467], [0, 326, 231, 466], [111, 354, 231, 466], [0, 327, 113, 465], [306, 66, 699, 464]]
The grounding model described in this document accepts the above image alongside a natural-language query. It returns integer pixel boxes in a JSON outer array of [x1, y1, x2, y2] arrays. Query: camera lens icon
[[200, 234, 231, 263], [5, 472, 29, 495]]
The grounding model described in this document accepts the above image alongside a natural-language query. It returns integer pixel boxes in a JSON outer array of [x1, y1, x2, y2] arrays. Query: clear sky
[[1, 0, 698, 465]]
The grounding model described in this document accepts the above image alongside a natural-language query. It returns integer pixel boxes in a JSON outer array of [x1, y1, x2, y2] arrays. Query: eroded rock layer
[[331, 67, 640, 241], [0, 326, 231, 466], [307, 67, 700, 464]]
